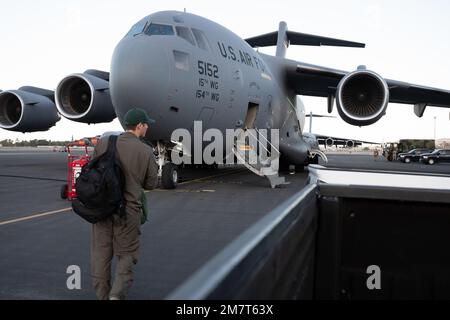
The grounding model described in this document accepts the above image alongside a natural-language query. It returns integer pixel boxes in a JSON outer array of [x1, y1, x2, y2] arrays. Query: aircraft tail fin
[[245, 23, 365, 58]]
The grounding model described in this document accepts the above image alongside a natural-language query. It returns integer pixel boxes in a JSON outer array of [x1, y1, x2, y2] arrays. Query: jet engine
[[325, 137, 334, 147], [346, 140, 354, 148], [55, 70, 116, 124], [336, 68, 389, 126], [0, 87, 60, 132]]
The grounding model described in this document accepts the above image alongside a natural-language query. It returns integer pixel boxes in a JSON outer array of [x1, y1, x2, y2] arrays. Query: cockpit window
[[145, 23, 175, 36], [192, 28, 210, 51], [175, 26, 196, 46], [126, 20, 148, 37]]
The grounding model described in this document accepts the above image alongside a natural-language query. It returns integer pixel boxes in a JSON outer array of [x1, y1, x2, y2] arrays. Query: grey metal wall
[[168, 184, 318, 299], [315, 184, 450, 299], [168, 181, 450, 299]]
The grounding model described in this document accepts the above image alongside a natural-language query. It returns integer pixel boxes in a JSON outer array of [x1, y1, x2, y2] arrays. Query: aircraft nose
[[110, 36, 169, 128]]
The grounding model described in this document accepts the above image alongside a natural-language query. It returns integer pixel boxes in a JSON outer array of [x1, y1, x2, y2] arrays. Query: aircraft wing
[[284, 60, 450, 110]]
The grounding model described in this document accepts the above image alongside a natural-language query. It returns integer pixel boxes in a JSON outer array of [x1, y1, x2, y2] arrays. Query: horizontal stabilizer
[[245, 30, 365, 48]]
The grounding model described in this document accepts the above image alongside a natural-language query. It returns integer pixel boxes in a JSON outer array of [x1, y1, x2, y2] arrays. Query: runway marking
[[0, 174, 66, 182], [0, 152, 58, 156], [0, 208, 72, 226], [0, 168, 246, 226]]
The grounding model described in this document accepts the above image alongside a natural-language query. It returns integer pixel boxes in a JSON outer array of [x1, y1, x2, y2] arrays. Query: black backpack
[[72, 135, 126, 223]]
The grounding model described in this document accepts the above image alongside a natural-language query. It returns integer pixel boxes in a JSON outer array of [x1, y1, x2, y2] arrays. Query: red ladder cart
[[60, 143, 91, 200]]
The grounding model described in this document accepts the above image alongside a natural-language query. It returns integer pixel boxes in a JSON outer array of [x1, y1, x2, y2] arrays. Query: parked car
[[420, 149, 450, 165], [398, 148, 434, 163]]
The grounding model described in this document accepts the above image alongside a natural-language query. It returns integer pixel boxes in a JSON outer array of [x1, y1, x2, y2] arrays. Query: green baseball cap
[[124, 108, 155, 126]]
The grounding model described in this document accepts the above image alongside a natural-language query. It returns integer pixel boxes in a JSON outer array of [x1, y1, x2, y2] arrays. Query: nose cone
[[110, 35, 169, 133]]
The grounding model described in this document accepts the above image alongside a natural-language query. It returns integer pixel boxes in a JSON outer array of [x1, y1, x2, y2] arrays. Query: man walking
[[90, 108, 158, 300]]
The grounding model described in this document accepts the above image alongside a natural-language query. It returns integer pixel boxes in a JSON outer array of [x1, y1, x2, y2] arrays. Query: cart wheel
[[162, 163, 178, 189], [60, 184, 68, 199]]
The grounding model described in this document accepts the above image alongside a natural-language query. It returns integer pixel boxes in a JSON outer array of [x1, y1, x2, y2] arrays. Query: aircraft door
[[168, 49, 197, 131], [244, 102, 259, 129]]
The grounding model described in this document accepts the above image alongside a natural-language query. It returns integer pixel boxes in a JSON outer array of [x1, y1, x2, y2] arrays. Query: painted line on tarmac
[[0, 152, 58, 156], [0, 174, 66, 182], [0, 168, 246, 226], [0, 208, 72, 226]]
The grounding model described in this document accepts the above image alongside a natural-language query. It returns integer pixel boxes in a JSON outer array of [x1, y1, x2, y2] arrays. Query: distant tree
[[37, 139, 49, 146], [0, 139, 14, 147], [1, 139, 72, 147]]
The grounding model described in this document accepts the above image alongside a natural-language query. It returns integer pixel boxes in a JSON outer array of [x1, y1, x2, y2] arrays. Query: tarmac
[[0, 148, 448, 299]]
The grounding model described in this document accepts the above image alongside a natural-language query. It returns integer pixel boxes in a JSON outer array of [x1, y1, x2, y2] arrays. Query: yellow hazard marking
[[238, 145, 252, 151], [0, 169, 245, 226]]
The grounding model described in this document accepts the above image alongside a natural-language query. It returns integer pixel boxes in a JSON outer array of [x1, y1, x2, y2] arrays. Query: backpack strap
[[106, 134, 127, 219], [106, 134, 118, 157], [85, 135, 117, 169]]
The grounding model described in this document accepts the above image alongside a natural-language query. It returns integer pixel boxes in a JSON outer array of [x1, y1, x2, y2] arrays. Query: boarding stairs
[[232, 127, 288, 188]]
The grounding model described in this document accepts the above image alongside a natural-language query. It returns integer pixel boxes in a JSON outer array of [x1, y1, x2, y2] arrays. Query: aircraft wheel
[[162, 163, 178, 189], [428, 159, 435, 165], [60, 184, 68, 200]]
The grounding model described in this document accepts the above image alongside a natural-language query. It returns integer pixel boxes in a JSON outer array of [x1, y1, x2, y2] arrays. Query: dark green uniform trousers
[[90, 210, 141, 300]]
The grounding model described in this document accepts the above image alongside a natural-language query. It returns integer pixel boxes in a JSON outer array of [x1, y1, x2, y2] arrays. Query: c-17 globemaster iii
[[1, 11, 450, 188]]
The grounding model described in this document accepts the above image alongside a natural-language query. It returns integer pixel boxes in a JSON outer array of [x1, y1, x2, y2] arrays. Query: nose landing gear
[[162, 163, 178, 189], [156, 141, 178, 189]]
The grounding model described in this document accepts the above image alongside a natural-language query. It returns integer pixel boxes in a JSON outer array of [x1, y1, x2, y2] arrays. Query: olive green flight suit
[[90, 132, 158, 300]]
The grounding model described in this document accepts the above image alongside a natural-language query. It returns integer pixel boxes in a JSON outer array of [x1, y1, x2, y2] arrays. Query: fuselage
[[110, 11, 308, 163]]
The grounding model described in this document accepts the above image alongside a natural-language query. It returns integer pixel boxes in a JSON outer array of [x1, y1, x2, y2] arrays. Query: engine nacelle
[[325, 137, 334, 146], [0, 87, 60, 132], [346, 140, 354, 148], [55, 70, 116, 124], [336, 69, 389, 126]]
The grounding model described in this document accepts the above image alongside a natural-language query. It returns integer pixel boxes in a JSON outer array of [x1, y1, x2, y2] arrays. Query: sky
[[0, 0, 449, 143]]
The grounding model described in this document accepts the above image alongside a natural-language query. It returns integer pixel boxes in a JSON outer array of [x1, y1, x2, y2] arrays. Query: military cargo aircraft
[[303, 112, 380, 151], [1, 11, 450, 188]]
